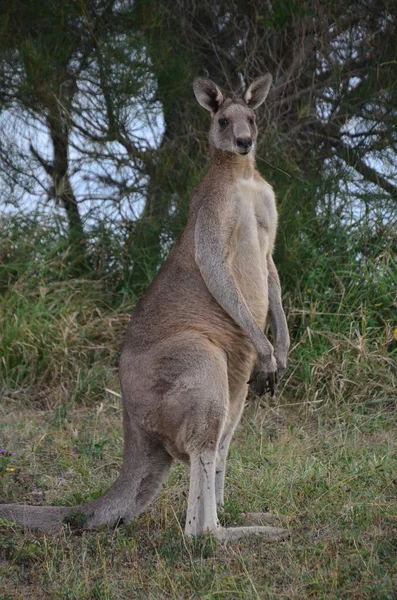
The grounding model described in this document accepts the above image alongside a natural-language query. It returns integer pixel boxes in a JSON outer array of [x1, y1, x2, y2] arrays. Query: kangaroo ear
[[193, 77, 224, 114], [243, 74, 272, 110]]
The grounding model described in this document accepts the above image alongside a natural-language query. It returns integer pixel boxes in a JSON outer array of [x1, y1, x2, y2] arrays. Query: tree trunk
[[47, 110, 89, 270], [129, 1, 230, 294]]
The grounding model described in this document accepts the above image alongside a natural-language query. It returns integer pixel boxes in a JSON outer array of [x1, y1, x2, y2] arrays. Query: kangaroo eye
[[218, 118, 228, 129], [248, 117, 255, 126]]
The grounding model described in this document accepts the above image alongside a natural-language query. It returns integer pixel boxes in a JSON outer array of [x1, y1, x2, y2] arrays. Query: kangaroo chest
[[231, 176, 276, 260], [229, 176, 277, 323]]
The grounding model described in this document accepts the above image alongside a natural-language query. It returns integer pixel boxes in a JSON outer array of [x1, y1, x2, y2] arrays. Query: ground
[[1, 381, 396, 600]]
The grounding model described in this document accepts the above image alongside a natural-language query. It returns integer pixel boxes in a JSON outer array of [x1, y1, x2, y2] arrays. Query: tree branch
[[334, 138, 397, 199], [29, 143, 54, 176]]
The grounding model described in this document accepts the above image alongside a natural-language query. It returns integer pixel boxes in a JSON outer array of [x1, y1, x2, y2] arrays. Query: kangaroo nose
[[236, 137, 252, 150]]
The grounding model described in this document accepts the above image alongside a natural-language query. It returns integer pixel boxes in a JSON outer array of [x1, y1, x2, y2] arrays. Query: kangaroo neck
[[209, 147, 256, 180], [186, 148, 257, 219]]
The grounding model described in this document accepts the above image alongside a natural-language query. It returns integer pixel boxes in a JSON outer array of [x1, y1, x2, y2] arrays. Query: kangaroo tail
[[0, 471, 140, 532], [0, 504, 74, 532], [0, 468, 144, 533], [0, 436, 173, 532]]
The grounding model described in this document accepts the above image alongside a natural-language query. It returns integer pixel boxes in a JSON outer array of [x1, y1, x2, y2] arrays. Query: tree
[[0, 0, 395, 290], [132, 0, 397, 288], [0, 0, 158, 272]]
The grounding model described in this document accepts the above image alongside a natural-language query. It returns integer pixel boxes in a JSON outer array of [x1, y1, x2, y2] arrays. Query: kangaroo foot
[[215, 525, 290, 542]]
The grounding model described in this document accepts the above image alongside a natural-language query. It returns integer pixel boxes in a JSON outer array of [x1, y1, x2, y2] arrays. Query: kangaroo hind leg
[[215, 382, 248, 506], [186, 448, 219, 536], [157, 339, 228, 537], [133, 440, 173, 516], [181, 354, 289, 542], [85, 426, 173, 528]]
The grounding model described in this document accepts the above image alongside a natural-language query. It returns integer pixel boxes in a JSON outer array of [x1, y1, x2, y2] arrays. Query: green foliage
[[1, 212, 395, 408], [75, 435, 108, 460], [0, 455, 11, 474], [217, 499, 244, 526], [0, 214, 138, 399], [0, 277, 117, 394], [62, 510, 89, 531]]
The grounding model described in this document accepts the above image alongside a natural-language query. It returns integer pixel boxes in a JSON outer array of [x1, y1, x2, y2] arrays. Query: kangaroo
[[0, 75, 290, 541]]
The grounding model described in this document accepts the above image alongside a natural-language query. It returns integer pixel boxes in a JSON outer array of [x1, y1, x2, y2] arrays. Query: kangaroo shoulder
[[253, 172, 276, 201]]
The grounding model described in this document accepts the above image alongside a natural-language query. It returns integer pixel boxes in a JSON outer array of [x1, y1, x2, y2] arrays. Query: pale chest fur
[[229, 176, 278, 325]]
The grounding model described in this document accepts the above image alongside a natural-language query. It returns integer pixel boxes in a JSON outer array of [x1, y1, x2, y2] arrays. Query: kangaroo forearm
[[198, 259, 273, 357], [267, 260, 289, 352], [268, 289, 289, 351]]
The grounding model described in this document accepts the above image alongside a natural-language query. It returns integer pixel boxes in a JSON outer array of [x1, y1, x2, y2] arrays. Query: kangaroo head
[[193, 75, 272, 156]]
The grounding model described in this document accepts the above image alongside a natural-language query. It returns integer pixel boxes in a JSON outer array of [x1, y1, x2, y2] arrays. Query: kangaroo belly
[[232, 245, 268, 327], [230, 178, 271, 328]]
